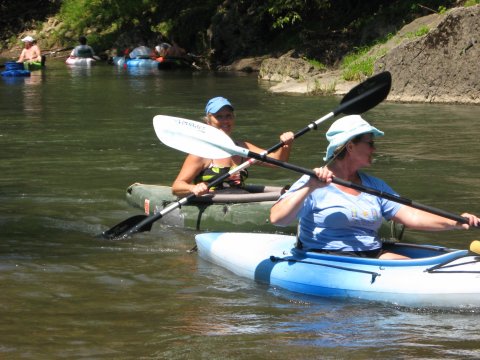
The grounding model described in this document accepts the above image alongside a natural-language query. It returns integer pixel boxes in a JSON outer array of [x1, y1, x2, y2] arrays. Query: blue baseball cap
[[323, 115, 384, 161], [205, 97, 234, 115]]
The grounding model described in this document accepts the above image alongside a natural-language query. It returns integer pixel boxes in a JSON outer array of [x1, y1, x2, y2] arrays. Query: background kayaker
[[128, 45, 155, 59], [70, 36, 96, 58], [172, 96, 295, 197], [154, 43, 171, 60], [17, 36, 42, 64], [270, 115, 479, 259]]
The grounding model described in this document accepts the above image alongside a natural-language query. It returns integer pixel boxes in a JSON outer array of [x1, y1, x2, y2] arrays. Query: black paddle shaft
[[264, 71, 392, 155], [247, 151, 472, 226]]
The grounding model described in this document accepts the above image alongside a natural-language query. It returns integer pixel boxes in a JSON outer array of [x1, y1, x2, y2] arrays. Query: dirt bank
[[258, 5, 479, 104]]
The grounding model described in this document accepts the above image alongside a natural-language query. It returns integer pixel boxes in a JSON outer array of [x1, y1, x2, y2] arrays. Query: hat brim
[[323, 126, 384, 161], [208, 104, 233, 114]]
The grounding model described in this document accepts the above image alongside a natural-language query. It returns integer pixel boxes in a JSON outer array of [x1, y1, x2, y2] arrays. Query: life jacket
[[74, 45, 94, 58], [194, 165, 248, 190]]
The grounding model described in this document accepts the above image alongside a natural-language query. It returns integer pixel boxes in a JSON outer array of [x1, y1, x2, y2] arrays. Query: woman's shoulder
[[184, 154, 211, 166], [286, 175, 311, 192], [359, 172, 395, 191]]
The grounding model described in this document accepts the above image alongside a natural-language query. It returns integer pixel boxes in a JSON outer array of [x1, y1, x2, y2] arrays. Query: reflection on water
[[1, 75, 28, 86], [1, 60, 480, 358], [22, 73, 44, 116], [66, 65, 93, 77]]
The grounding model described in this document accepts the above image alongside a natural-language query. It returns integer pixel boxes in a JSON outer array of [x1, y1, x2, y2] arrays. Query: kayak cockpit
[[291, 242, 472, 267]]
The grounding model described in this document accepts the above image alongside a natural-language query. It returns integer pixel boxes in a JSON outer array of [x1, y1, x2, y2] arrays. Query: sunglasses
[[210, 113, 234, 121], [359, 140, 375, 148]]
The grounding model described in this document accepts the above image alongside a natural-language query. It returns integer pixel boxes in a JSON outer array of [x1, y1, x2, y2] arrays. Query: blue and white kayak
[[195, 232, 480, 309], [111, 56, 159, 68], [111, 56, 194, 70]]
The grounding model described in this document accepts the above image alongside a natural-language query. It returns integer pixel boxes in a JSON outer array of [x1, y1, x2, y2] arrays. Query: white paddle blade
[[153, 115, 248, 159]]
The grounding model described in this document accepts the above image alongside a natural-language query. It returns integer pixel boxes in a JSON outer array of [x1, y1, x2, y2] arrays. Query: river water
[[1, 60, 480, 359]]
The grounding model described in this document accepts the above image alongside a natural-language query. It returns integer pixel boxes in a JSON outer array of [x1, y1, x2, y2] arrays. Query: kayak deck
[[195, 232, 480, 309]]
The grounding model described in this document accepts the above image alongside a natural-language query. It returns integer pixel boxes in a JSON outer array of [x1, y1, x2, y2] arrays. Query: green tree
[[0, 0, 61, 45]]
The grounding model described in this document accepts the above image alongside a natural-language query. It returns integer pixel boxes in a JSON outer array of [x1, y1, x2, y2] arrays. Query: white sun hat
[[21, 36, 35, 42], [323, 115, 384, 161]]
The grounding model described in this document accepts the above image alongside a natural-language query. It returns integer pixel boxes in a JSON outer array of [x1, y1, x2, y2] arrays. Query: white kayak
[[66, 57, 96, 66], [195, 232, 480, 309]]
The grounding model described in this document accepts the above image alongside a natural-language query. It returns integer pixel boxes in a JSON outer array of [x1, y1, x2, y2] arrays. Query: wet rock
[[217, 56, 269, 72], [259, 50, 321, 82], [376, 5, 480, 104], [258, 5, 479, 104]]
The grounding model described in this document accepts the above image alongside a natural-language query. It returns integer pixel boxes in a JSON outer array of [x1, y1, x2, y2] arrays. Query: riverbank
[[229, 5, 479, 104], [3, 5, 478, 104]]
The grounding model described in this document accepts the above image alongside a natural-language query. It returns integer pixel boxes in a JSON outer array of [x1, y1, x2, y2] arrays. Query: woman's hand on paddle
[[280, 131, 295, 147], [458, 213, 480, 229], [191, 182, 209, 196], [308, 167, 333, 188]]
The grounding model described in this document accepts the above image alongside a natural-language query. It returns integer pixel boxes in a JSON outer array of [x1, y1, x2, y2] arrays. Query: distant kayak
[[112, 56, 158, 68], [111, 56, 195, 70], [65, 56, 96, 66], [195, 232, 480, 309], [23, 61, 43, 71], [1, 62, 30, 77], [1, 70, 30, 77]]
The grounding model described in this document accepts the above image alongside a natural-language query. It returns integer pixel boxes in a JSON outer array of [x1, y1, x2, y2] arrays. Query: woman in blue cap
[[172, 96, 294, 197], [270, 115, 479, 259]]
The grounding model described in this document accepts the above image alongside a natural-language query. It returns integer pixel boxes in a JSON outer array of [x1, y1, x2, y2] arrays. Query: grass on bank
[[464, 0, 480, 6], [305, 58, 327, 71], [339, 0, 480, 81], [340, 23, 434, 81]]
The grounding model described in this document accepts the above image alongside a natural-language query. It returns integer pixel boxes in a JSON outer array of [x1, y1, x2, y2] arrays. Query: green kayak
[[23, 57, 45, 71], [125, 183, 296, 233], [125, 183, 405, 239]]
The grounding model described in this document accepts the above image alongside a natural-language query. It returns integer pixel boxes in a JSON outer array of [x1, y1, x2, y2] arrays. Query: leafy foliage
[[57, 0, 221, 50], [264, 0, 330, 29], [341, 46, 375, 80], [464, 0, 480, 6], [0, 0, 61, 46], [0, 0, 462, 66]]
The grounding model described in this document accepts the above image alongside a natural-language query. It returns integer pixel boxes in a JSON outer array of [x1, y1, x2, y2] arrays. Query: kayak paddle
[[99, 71, 391, 240], [154, 116, 478, 228], [470, 240, 480, 254]]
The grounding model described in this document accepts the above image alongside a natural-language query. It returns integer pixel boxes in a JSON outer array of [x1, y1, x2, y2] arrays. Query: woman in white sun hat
[[270, 115, 479, 259]]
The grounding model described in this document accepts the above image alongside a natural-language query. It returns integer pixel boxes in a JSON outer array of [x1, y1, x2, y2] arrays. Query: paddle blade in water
[[469, 240, 480, 255], [339, 71, 392, 115], [153, 115, 244, 159], [99, 214, 150, 240]]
